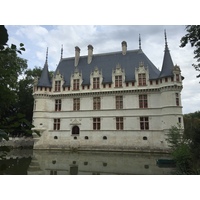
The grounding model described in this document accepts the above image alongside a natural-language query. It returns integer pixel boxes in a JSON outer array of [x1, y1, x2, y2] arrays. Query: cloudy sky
[[4, 25, 200, 114]]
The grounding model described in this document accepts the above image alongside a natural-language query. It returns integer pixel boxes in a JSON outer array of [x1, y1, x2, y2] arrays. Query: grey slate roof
[[37, 61, 52, 87], [159, 44, 174, 78], [54, 49, 161, 87], [37, 44, 176, 87]]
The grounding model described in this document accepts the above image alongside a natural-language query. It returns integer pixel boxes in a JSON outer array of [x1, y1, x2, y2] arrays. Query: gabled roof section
[[55, 49, 160, 87], [159, 31, 174, 78], [37, 48, 52, 87]]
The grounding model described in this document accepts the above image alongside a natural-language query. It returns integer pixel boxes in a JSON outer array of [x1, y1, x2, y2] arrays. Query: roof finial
[[164, 29, 168, 49], [139, 34, 141, 49], [46, 47, 48, 63], [61, 45, 63, 60]]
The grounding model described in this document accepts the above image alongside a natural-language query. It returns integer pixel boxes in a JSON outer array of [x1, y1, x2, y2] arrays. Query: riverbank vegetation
[[166, 111, 200, 174]]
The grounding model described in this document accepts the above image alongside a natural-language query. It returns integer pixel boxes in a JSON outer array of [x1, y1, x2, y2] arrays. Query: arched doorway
[[72, 126, 80, 135]]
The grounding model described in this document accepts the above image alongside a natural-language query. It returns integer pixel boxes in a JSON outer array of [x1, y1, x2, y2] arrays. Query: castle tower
[[159, 30, 184, 132]]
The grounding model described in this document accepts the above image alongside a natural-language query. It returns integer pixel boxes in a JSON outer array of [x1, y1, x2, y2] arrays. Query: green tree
[[166, 113, 200, 174], [0, 25, 8, 49], [180, 25, 200, 79], [166, 125, 193, 174], [165, 124, 183, 149], [0, 25, 27, 137], [18, 67, 43, 122]]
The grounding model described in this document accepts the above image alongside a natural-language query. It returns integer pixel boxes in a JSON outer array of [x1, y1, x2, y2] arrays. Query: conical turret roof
[[37, 48, 52, 87], [159, 31, 174, 78]]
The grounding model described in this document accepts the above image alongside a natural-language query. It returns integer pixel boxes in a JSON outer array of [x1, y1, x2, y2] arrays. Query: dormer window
[[73, 79, 79, 90], [138, 73, 146, 86], [55, 81, 61, 92], [93, 77, 100, 89], [115, 75, 122, 87], [90, 67, 102, 90], [113, 64, 124, 88]]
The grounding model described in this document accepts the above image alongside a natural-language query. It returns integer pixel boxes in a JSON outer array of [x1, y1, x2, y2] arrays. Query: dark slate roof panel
[[37, 62, 52, 87], [159, 47, 174, 78], [55, 49, 160, 87]]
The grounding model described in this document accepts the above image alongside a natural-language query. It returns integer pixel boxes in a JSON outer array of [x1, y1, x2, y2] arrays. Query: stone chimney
[[87, 44, 93, 64], [121, 41, 127, 55], [75, 46, 80, 67]]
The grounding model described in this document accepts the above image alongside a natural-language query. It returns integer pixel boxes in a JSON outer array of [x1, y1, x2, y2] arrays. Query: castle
[[32, 32, 184, 152]]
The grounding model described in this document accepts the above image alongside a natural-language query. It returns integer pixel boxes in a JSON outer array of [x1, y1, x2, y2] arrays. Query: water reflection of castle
[[28, 151, 174, 175]]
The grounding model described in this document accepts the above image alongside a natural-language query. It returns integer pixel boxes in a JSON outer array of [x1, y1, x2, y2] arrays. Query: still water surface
[[0, 149, 175, 175]]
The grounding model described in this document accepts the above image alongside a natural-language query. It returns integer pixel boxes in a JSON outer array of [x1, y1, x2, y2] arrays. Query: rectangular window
[[171, 77, 174, 82], [93, 118, 100, 130], [55, 81, 61, 92], [116, 96, 123, 109], [178, 117, 181, 124], [165, 77, 168, 82], [93, 97, 101, 110], [115, 75, 122, 87], [34, 101, 36, 110], [139, 94, 148, 108], [116, 117, 124, 130], [138, 73, 146, 86], [54, 118, 60, 130], [156, 80, 158, 85], [73, 79, 79, 90], [73, 98, 80, 111], [93, 77, 100, 89], [176, 93, 179, 106], [176, 74, 180, 82], [55, 99, 61, 111], [140, 117, 149, 130]]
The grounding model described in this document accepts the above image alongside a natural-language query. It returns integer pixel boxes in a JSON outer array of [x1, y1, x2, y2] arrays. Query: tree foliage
[[165, 124, 184, 149], [0, 25, 30, 138], [180, 25, 200, 79], [0, 25, 8, 49], [166, 112, 200, 174], [0, 26, 52, 140]]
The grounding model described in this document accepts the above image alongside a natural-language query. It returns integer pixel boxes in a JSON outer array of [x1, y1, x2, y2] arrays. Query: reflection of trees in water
[[0, 149, 33, 175], [0, 157, 32, 175]]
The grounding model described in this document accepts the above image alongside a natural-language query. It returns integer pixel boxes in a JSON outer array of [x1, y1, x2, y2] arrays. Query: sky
[[5, 25, 200, 114]]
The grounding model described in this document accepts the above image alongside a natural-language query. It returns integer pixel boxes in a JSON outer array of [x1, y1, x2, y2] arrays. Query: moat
[[0, 149, 175, 175]]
